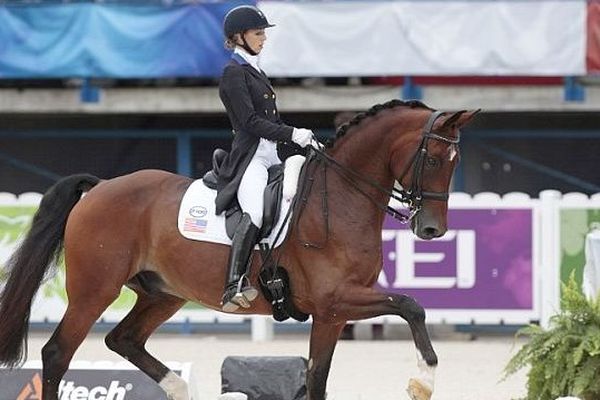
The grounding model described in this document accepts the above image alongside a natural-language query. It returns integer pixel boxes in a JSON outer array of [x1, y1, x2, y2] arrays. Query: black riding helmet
[[223, 5, 275, 55]]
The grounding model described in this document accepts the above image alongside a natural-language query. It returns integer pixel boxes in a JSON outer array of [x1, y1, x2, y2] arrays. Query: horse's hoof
[[406, 378, 432, 400]]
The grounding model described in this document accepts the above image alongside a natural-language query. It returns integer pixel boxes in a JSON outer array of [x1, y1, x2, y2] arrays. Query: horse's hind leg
[[105, 289, 186, 400], [42, 290, 121, 400]]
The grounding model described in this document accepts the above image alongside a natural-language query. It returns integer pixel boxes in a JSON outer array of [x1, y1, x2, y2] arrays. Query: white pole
[[539, 190, 561, 329], [251, 315, 274, 342]]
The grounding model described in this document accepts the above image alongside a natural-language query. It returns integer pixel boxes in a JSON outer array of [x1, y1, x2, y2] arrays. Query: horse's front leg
[[306, 320, 346, 400], [334, 287, 437, 400]]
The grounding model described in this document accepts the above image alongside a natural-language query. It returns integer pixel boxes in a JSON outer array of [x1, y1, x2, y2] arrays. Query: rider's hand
[[292, 128, 314, 148], [310, 138, 324, 150]]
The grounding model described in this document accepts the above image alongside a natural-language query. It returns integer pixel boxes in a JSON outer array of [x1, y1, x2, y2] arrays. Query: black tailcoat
[[215, 54, 294, 215]]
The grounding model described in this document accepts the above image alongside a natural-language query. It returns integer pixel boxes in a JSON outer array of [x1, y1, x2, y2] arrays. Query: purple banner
[[378, 209, 533, 310]]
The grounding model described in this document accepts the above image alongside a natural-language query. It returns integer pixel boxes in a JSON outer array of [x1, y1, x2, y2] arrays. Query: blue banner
[[0, 2, 253, 78]]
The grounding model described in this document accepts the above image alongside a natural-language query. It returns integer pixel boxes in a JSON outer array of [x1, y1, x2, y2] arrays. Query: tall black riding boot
[[222, 213, 260, 312]]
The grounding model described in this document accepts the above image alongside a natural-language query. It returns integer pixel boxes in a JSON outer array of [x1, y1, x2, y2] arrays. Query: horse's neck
[[326, 122, 395, 235], [332, 122, 394, 194]]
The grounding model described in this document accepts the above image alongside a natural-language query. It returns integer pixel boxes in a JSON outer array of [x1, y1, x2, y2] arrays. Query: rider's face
[[240, 29, 266, 54]]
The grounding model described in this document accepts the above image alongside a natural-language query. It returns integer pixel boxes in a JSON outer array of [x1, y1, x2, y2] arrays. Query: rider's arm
[[220, 65, 293, 142]]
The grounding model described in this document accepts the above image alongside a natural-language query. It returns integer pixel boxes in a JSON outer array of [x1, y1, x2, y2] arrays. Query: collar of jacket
[[231, 53, 274, 93], [231, 52, 249, 67]]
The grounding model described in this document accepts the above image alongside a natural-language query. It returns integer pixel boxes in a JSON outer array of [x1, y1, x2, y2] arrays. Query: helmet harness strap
[[240, 33, 258, 56]]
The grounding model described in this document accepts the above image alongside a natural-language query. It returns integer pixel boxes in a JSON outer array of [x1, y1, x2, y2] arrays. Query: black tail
[[0, 174, 100, 368]]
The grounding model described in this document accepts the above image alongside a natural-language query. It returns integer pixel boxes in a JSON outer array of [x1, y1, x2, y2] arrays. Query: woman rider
[[216, 5, 315, 312]]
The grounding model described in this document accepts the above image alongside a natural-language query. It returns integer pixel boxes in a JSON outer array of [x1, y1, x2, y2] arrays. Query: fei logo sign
[[378, 209, 534, 310], [379, 229, 476, 290]]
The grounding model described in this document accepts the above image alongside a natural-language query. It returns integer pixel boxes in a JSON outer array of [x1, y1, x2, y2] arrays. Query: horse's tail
[[0, 173, 100, 368]]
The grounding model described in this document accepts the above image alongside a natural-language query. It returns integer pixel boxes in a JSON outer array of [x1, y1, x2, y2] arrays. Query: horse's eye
[[425, 156, 439, 168]]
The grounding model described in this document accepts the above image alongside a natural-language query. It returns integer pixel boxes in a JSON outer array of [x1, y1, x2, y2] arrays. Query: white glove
[[310, 138, 324, 150], [292, 128, 314, 148]]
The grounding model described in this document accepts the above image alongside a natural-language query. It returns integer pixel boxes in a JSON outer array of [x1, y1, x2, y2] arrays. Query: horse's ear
[[442, 109, 481, 129], [458, 109, 482, 127]]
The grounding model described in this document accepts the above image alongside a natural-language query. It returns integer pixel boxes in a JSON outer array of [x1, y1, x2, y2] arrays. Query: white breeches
[[237, 139, 281, 228]]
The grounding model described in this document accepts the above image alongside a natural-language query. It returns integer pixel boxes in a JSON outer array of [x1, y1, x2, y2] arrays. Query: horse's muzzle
[[411, 215, 446, 240]]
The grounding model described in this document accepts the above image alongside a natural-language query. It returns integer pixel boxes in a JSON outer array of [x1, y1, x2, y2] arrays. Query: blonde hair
[[224, 34, 241, 50], [224, 37, 237, 50]]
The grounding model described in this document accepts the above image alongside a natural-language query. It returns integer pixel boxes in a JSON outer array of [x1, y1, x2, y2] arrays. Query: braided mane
[[327, 99, 432, 148]]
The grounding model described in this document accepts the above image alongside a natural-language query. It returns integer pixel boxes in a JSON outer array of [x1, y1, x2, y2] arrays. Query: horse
[[0, 99, 478, 400]]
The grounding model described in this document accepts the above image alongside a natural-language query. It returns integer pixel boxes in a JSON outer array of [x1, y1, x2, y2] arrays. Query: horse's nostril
[[423, 226, 439, 238]]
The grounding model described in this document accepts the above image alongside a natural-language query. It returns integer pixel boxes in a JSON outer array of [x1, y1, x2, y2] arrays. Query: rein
[[311, 110, 459, 224]]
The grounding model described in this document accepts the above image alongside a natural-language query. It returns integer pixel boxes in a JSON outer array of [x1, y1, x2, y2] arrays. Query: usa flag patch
[[183, 217, 207, 233]]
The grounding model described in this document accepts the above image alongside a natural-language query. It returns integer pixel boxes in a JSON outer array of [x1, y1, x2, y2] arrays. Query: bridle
[[395, 110, 460, 219], [310, 110, 460, 224]]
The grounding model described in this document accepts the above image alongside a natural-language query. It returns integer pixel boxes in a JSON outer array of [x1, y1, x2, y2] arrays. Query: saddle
[[202, 149, 283, 241], [202, 149, 309, 323]]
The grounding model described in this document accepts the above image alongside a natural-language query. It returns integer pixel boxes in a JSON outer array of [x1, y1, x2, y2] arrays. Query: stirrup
[[221, 275, 258, 312], [237, 274, 258, 302]]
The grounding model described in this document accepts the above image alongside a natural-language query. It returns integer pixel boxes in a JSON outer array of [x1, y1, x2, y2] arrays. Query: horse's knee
[[395, 295, 425, 323], [408, 301, 426, 323]]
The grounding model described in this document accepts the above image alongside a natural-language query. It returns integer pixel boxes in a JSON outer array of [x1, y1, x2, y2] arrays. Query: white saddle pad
[[177, 155, 306, 248], [177, 162, 304, 247], [178, 181, 291, 248]]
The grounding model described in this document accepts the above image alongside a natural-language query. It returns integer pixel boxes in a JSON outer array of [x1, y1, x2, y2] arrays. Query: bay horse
[[0, 99, 477, 400]]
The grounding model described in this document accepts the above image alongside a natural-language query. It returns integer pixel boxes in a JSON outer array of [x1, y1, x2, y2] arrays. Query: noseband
[[312, 110, 459, 223]]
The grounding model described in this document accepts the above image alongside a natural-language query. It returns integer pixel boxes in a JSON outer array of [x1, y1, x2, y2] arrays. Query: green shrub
[[504, 276, 600, 400]]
